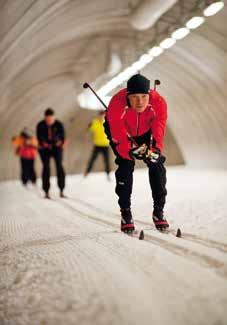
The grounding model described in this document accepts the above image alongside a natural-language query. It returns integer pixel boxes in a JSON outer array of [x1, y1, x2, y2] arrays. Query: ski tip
[[176, 228, 182, 238], [139, 230, 144, 240]]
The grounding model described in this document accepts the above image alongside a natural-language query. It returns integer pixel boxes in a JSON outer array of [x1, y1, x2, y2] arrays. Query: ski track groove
[[1, 219, 126, 324], [1, 175, 227, 325], [4, 191, 225, 281], [69, 196, 227, 253], [51, 197, 227, 280]]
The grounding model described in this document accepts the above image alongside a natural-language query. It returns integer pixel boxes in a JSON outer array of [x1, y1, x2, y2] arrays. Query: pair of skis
[[123, 227, 182, 240], [123, 229, 145, 240]]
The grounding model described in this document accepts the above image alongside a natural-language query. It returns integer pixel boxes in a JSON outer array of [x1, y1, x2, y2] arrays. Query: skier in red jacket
[[12, 129, 38, 186], [105, 74, 169, 233]]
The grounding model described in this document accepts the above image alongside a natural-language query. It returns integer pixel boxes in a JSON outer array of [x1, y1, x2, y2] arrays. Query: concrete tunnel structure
[[1, 2, 227, 325], [0, 0, 226, 180]]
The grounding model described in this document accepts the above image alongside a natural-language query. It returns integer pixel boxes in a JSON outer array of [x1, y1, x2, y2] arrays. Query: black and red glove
[[40, 142, 51, 149], [130, 144, 148, 160], [145, 148, 166, 164], [130, 144, 166, 164]]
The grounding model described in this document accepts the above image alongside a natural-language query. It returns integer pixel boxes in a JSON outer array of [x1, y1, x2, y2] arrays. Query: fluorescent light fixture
[[78, 93, 111, 110], [131, 60, 146, 70], [171, 27, 190, 40], [131, 54, 153, 71], [122, 66, 138, 78], [110, 76, 123, 87], [98, 78, 121, 97], [98, 66, 139, 97], [148, 46, 164, 57], [160, 38, 176, 49], [84, 5, 218, 104], [186, 16, 205, 29], [115, 72, 128, 83], [114, 67, 136, 83], [203, 1, 224, 16], [139, 54, 153, 64]]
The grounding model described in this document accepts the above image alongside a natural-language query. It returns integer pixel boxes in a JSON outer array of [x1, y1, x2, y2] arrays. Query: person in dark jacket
[[37, 108, 66, 199], [105, 74, 168, 233]]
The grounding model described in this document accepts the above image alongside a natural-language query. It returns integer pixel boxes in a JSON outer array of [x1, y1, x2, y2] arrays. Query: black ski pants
[[39, 148, 65, 193], [114, 156, 167, 212], [85, 146, 110, 175], [20, 158, 36, 185], [103, 119, 167, 212]]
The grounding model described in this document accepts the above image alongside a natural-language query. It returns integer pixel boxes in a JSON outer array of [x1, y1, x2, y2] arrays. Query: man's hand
[[145, 149, 166, 164], [130, 144, 148, 160], [55, 140, 64, 148], [42, 142, 51, 149]]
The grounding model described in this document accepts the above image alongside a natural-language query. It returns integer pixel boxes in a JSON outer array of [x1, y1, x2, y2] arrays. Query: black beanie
[[127, 74, 150, 94], [45, 108, 54, 116]]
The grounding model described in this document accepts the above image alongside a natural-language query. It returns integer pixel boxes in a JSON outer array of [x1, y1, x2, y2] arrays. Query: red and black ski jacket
[[106, 88, 167, 160]]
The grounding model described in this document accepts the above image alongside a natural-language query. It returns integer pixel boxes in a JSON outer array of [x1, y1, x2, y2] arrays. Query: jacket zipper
[[136, 113, 140, 136]]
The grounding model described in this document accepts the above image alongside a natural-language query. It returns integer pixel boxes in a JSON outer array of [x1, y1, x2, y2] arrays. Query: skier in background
[[84, 110, 111, 181], [105, 74, 169, 233], [37, 108, 66, 199], [12, 128, 37, 186]]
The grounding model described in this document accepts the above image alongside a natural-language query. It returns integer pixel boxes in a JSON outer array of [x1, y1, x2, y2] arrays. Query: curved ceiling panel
[[0, 0, 226, 180], [144, 34, 227, 168]]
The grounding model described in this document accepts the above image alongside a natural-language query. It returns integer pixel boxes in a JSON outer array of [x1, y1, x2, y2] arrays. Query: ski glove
[[41, 142, 51, 149], [130, 144, 148, 160], [145, 149, 166, 164], [130, 144, 166, 164]]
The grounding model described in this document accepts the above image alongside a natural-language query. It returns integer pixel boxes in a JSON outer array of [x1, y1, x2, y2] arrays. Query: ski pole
[[83, 83, 108, 110], [154, 79, 161, 90]]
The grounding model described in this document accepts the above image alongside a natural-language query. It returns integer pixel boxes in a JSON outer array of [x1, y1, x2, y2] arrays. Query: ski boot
[[60, 191, 67, 198], [120, 208, 135, 234], [152, 208, 169, 231], [44, 192, 51, 199]]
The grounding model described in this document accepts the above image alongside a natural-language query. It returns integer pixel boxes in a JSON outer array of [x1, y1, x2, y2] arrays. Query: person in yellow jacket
[[84, 111, 111, 180], [11, 128, 38, 186]]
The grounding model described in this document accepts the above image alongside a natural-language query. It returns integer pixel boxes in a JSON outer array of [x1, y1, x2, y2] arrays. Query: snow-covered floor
[[0, 166, 227, 325]]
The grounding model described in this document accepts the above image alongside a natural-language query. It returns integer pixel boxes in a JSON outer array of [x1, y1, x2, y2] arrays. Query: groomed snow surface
[[1, 166, 227, 325]]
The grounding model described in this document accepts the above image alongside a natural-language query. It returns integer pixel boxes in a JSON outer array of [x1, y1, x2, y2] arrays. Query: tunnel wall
[[0, 0, 226, 181]]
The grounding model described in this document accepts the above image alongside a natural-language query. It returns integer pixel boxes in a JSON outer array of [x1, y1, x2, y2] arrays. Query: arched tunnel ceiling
[[0, 0, 139, 134], [0, 0, 227, 180]]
